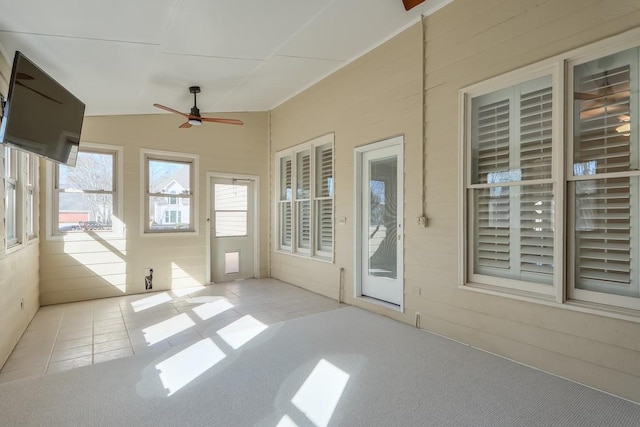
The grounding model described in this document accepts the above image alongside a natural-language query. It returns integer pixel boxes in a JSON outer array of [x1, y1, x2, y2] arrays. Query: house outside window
[[276, 133, 334, 260], [143, 149, 197, 234]]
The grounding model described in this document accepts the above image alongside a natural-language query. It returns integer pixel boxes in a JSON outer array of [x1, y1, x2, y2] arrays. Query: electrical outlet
[[144, 268, 153, 290]]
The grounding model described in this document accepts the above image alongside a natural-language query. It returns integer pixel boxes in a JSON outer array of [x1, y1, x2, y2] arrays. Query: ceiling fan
[[153, 86, 243, 128], [402, 0, 425, 11]]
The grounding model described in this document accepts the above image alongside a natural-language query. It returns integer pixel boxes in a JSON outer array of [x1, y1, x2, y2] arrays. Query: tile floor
[[0, 278, 343, 383]]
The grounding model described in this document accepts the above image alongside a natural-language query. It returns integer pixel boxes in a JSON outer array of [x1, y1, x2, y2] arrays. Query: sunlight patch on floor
[[193, 298, 234, 321], [291, 359, 350, 427], [171, 285, 206, 298], [131, 292, 172, 312], [156, 338, 226, 396], [143, 313, 195, 345], [216, 315, 267, 350], [276, 415, 299, 427]]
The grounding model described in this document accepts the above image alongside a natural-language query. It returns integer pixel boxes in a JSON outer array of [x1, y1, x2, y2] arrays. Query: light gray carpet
[[0, 306, 638, 426]]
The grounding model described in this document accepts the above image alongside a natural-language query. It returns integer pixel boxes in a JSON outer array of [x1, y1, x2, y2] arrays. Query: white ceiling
[[0, 0, 451, 116]]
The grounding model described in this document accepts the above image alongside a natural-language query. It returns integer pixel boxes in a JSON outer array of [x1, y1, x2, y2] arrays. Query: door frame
[[206, 172, 261, 283], [354, 135, 404, 312]]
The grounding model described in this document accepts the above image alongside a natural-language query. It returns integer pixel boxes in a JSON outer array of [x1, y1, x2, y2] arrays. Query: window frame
[[141, 148, 199, 236], [459, 26, 640, 318], [566, 46, 640, 311], [461, 62, 563, 299], [48, 142, 124, 239], [4, 146, 22, 250], [275, 133, 334, 261], [25, 153, 39, 242]]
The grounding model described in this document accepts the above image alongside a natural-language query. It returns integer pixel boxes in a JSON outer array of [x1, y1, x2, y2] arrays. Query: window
[[568, 46, 640, 310], [462, 29, 640, 313], [466, 74, 555, 296], [54, 147, 116, 233], [276, 134, 334, 260], [143, 150, 197, 233], [214, 183, 248, 238], [4, 146, 21, 247]]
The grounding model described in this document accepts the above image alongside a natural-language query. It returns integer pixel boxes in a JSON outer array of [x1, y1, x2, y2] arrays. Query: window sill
[[48, 230, 125, 241], [274, 249, 333, 264], [460, 282, 640, 324], [142, 230, 198, 237], [5, 242, 24, 256]]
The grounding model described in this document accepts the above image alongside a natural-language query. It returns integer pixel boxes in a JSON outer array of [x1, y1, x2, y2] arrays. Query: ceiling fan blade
[[179, 122, 192, 129], [200, 117, 244, 125], [402, 0, 425, 11], [153, 103, 189, 117], [574, 92, 599, 100]]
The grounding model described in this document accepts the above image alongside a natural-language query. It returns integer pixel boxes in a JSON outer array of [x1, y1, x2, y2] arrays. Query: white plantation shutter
[[473, 96, 512, 273], [572, 51, 640, 299], [279, 156, 292, 249], [315, 144, 333, 254], [520, 184, 554, 279], [520, 86, 553, 180], [277, 135, 334, 259], [519, 86, 554, 283], [297, 201, 311, 249], [475, 187, 510, 270], [475, 98, 510, 184], [470, 75, 554, 286], [296, 151, 311, 251]]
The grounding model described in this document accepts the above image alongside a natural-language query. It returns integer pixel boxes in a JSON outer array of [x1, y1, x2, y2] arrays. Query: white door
[[210, 177, 255, 282], [358, 140, 403, 306]]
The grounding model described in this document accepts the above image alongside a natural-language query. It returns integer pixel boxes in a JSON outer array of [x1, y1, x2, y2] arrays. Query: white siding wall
[[39, 112, 269, 304], [0, 52, 40, 368]]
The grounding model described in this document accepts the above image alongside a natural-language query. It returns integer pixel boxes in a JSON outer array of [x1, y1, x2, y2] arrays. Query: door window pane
[[215, 183, 248, 237], [368, 156, 397, 279]]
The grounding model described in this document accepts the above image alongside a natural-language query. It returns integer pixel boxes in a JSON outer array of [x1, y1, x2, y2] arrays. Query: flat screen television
[[0, 51, 85, 167]]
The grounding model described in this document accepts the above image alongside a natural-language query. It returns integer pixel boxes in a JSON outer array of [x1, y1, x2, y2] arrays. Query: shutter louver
[[574, 65, 631, 174], [476, 99, 510, 184], [296, 151, 311, 250], [474, 98, 511, 273], [520, 87, 553, 180], [279, 156, 292, 248], [316, 145, 333, 253], [281, 203, 292, 247], [520, 184, 554, 278], [574, 63, 633, 290], [297, 201, 310, 249], [475, 187, 510, 270], [519, 87, 554, 280]]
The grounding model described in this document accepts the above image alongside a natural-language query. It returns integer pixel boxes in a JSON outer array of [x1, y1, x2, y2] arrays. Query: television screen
[[0, 51, 85, 167]]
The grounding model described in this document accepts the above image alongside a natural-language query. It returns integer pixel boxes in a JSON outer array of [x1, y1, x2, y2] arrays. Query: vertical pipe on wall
[[420, 16, 428, 226], [267, 110, 272, 279]]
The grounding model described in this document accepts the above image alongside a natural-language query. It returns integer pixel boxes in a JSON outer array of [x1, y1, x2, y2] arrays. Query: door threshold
[[356, 295, 403, 313]]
